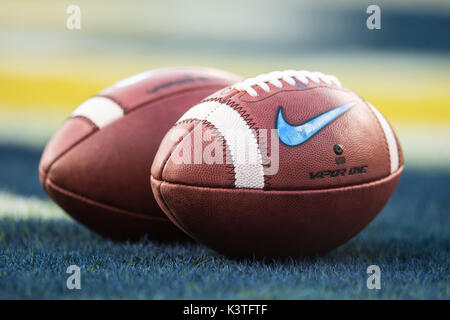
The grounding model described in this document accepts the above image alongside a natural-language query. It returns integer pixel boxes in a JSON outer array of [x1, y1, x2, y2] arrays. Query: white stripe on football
[[176, 100, 264, 189], [72, 97, 124, 128], [367, 103, 399, 173]]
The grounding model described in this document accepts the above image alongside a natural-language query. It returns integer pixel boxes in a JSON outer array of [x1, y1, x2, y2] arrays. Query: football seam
[[40, 119, 99, 182], [160, 120, 198, 181], [71, 114, 100, 129], [163, 117, 237, 186], [98, 84, 232, 115], [362, 100, 392, 173], [194, 97, 273, 188], [153, 164, 403, 193], [152, 177, 196, 239], [45, 177, 171, 222], [198, 119, 236, 186]]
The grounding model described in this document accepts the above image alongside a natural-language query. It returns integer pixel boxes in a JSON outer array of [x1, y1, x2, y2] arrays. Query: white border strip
[[177, 101, 265, 189], [368, 103, 399, 173], [72, 97, 124, 128]]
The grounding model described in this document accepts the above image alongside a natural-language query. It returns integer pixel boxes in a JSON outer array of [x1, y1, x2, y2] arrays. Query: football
[[39, 66, 242, 241], [151, 70, 404, 256]]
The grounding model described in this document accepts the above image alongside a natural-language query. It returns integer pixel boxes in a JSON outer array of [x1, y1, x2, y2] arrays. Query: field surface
[[0, 143, 449, 299]]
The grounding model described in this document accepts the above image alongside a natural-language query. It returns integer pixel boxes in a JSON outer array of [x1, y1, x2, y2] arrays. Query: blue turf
[[0, 144, 46, 198], [0, 144, 448, 299]]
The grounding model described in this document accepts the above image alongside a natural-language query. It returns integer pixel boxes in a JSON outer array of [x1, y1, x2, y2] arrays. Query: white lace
[[232, 70, 341, 97]]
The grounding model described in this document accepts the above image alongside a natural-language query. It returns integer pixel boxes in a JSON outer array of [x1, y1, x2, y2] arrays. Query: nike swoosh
[[276, 102, 356, 146]]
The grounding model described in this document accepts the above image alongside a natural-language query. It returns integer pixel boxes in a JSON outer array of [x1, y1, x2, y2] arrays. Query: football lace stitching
[[232, 70, 341, 97]]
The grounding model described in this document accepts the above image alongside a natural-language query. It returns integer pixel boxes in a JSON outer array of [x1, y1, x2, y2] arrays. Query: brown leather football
[[39, 66, 242, 241], [151, 70, 404, 256]]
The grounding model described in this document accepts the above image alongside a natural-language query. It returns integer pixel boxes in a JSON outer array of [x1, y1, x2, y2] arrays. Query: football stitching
[[171, 119, 237, 187], [202, 120, 236, 186], [237, 84, 355, 104], [161, 115, 238, 187], [200, 97, 272, 189], [160, 121, 198, 181], [231, 71, 342, 97]]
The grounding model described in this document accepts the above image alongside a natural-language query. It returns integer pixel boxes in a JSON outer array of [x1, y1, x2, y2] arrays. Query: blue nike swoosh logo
[[276, 102, 356, 146]]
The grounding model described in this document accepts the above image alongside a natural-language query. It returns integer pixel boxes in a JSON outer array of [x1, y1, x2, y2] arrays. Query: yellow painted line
[[1, 54, 449, 124]]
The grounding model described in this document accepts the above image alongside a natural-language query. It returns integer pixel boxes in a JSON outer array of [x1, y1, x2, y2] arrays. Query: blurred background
[[0, 0, 449, 189]]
